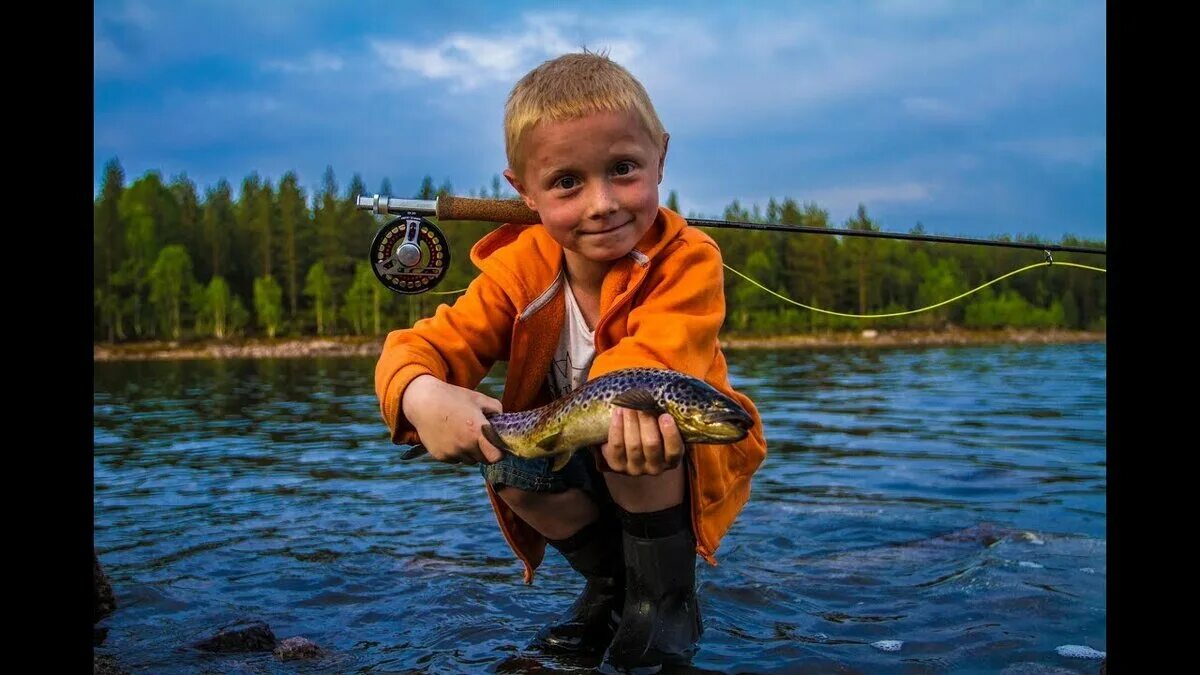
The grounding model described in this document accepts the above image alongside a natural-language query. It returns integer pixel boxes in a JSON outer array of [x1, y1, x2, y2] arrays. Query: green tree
[[915, 258, 968, 326], [229, 295, 251, 336], [202, 179, 235, 280], [95, 158, 126, 341], [148, 245, 195, 340], [343, 262, 374, 336], [253, 275, 284, 338], [416, 175, 436, 199], [313, 166, 346, 333], [732, 250, 776, 331], [229, 173, 264, 302], [344, 174, 378, 283], [117, 172, 171, 338], [276, 172, 306, 319], [304, 262, 333, 335], [169, 174, 201, 256], [845, 204, 880, 316], [205, 276, 232, 339], [255, 178, 277, 278]]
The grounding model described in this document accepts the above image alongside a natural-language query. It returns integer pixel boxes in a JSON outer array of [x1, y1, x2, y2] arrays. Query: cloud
[[902, 96, 975, 124], [801, 182, 934, 214], [93, 1, 158, 77], [262, 51, 344, 75], [369, 13, 644, 92], [94, 36, 128, 74], [995, 137, 1106, 167]]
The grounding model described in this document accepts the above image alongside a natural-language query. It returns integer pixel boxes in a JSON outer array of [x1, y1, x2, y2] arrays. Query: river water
[[93, 342, 1106, 673]]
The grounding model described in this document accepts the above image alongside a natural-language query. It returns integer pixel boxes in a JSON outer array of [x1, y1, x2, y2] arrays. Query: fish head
[[663, 377, 753, 444]]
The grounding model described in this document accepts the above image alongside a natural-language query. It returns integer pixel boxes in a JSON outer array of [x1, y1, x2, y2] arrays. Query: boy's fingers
[[660, 414, 684, 469], [623, 406, 645, 476], [638, 410, 664, 474], [604, 408, 627, 471], [478, 395, 503, 415], [478, 434, 504, 464]]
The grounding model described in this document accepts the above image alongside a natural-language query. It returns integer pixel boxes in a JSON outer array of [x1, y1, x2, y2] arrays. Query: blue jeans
[[480, 447, 613, 506]]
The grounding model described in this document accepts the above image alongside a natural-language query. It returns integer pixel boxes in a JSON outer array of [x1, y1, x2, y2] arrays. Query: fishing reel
[[369, 212, 450, 295]]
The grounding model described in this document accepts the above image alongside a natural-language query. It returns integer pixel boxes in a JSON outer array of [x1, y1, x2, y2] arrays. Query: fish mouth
[[705, 408, 753, 432]]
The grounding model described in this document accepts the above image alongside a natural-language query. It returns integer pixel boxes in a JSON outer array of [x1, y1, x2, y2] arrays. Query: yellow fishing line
[[419, 261, 1107, 319], [723, 260, 1106, 319]]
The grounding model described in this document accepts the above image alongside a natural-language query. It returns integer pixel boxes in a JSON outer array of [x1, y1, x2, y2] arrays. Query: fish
[[400, 367, 753, 470]]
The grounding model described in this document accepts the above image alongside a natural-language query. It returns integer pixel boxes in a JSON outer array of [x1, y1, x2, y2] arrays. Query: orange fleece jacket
[[375, 206, 767, 583]]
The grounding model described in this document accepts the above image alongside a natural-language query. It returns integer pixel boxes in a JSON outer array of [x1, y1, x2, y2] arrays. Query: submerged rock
[[94, 551, 116, 622], [274, 636, 324, 661], [194, 620, 278, 652], [93, 653, 126, 675]]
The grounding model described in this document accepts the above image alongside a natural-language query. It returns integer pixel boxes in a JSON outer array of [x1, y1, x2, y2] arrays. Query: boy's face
[[505, 110, 669, 264]]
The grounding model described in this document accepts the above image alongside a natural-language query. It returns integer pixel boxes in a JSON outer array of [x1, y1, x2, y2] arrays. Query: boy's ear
[[658, 133, 671, 184], [503, 169, 537, 211]]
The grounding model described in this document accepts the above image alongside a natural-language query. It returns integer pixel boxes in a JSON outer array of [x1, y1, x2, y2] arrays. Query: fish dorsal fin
[[611, 388, 664, 414], [550, 452, 572, 472]]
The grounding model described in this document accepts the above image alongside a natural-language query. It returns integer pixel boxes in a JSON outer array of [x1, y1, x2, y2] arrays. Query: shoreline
[[93, 329, 1105, 362]]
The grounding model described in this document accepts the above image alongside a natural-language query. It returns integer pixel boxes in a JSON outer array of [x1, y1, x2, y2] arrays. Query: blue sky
[[94, 0, 1105, 241]]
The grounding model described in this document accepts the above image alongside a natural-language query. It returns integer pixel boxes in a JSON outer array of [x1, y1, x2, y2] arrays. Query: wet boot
[[529, 517, 625, 655], [599, 505, 702, 674]]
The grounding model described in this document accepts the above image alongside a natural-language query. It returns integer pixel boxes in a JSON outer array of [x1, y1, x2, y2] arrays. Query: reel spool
[[370, 213, 451, 294]]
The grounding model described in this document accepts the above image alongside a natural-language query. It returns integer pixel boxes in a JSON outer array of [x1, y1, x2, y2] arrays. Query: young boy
[[375, 52, 767, 673]]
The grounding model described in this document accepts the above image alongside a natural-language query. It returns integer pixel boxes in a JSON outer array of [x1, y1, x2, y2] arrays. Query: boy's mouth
[[580, 220, 632, 236]]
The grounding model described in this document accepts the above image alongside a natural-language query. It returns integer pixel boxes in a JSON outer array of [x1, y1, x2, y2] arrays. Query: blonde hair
[[504, 51, 666, 175]]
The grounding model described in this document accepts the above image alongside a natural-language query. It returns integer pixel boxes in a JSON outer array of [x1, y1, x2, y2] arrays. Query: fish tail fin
[[481, 423, 513, 454]]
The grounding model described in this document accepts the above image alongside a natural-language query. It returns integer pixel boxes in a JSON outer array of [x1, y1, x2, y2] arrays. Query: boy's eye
[[555, 176, 578, 190], [613, 162, 635, 176]]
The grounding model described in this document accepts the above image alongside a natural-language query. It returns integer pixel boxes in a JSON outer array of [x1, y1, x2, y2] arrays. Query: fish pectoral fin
[[550, 452, 572, 472], [400, 444, 428, 460], [611, 388, 664, 414], [532, 426, 562, 452]]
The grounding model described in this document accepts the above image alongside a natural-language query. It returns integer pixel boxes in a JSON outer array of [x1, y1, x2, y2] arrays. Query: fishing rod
[[356, 194, 1107, 295]]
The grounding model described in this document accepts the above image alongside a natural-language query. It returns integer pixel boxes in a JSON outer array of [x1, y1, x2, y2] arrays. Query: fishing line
[[723, 260, 1106, 319], [414, 260, 1106, 318]]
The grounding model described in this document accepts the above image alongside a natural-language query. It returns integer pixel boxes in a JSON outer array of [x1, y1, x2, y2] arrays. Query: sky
[[94, 0, 1106, 241]]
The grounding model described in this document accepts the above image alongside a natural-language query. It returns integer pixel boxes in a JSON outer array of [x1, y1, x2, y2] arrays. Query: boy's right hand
[[401, 375, 505, 466]]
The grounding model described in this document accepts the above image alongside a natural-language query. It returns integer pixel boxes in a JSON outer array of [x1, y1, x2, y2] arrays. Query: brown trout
[[400, 367, 753, 469]]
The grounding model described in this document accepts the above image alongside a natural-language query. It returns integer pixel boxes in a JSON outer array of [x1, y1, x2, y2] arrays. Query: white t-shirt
[[548, 276, 597, 399]]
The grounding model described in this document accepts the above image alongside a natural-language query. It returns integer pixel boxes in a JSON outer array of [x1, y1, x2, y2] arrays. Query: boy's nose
[[586, 181, 620, 218]]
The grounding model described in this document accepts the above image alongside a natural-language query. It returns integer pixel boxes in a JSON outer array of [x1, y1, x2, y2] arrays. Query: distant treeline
[[93, 158, 1106, 343]]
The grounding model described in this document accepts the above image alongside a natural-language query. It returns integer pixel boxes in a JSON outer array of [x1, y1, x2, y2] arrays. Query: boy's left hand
[[601, 408, 685, 477]]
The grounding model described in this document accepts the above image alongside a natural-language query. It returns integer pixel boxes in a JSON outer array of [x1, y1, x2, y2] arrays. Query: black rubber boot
[[529, 519, 625, 655], [598, 527, 703, 674]]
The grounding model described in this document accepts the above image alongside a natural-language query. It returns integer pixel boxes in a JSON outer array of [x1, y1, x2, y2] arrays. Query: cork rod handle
[[436, 195, 541, 224]]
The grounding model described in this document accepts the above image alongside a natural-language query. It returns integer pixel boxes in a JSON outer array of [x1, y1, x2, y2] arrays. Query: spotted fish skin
[[475, 367, 753, 470]]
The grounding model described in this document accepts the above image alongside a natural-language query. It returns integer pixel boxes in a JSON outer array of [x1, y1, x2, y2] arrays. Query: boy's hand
[[601, 408, 685, 476], [402, 375, 505, 466]]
